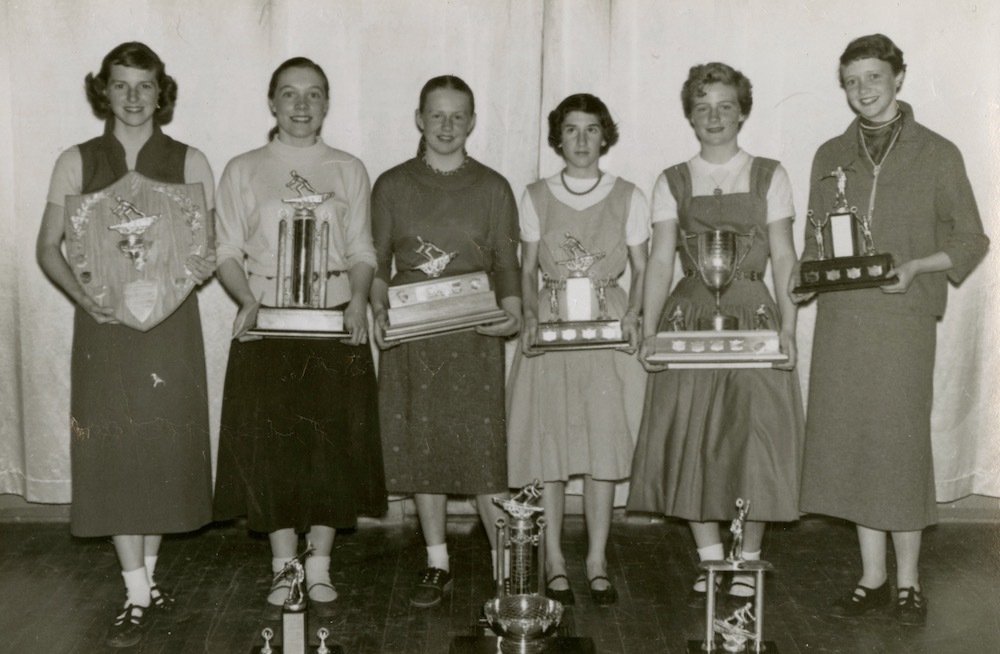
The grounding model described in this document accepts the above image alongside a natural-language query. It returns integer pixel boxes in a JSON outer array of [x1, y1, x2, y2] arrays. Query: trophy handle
[[734, 226, 756, 275], [679, 229, 697, 269]]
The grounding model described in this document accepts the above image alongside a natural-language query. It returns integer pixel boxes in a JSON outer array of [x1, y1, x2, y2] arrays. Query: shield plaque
[[63, 171, 210, 332]]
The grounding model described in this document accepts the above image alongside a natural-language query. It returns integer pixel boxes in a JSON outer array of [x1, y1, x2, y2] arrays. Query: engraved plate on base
[[646, 330, 786, 368], [250, 307, 346, 339], [383, 271, 506, 343]]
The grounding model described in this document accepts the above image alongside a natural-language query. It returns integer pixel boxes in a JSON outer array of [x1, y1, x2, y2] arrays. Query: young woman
[[370, 75, 522, 609], [212, 57, 387, 620], [506, 93, 648, 606], [796, 34, 989, 626], [627, 62, 804, 605], [35, 42, 216, 648]]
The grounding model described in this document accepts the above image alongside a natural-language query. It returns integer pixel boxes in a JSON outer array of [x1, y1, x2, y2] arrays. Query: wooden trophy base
[[793, 253, 894, 294], [384, 272, 506, 343], [646, 330, 786, 369], [248, 307, 348, 339], [450, 637, 595, 653], [533, 320, 629, 352]]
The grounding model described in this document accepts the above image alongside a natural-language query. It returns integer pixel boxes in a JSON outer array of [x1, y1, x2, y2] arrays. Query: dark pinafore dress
[[627, 158, 804, 522]]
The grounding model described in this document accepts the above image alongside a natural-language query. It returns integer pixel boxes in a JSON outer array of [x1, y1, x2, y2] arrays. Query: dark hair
[[266, 57, 330, 141], [85, 42, 177, 125], [680, 62, 753, 121], [416, 75, 476, 157], [546, 93, 619, 157], [838, 34, 906, 88]]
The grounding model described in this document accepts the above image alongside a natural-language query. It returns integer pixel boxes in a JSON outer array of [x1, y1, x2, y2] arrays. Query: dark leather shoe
[[106, 604, 146, 648], [309, 582, 338, 618], [588, 575, 617, 606], [545, 574, 575, 606], [831, 582, 890, 618], [686, 573, 722, 608], [410, 567, 453, 609], [893, 587, 927, 626]]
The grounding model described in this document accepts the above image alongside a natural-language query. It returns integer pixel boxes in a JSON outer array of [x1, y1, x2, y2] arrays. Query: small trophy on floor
[[383, 237, 507, 343], [794, 165, 894, 293], [688, 499, 778, 653], [533, 233, 629, 351], [249, 171, 348, 338]]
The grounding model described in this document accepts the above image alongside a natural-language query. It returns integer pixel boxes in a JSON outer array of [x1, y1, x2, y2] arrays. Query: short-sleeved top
[[519, 173, 650, 246], [214, 138, 375, 307], [47, 141, 214, 208], [652, 149, 793, 224]]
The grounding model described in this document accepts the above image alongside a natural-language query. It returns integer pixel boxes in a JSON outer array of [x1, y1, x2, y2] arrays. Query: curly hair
[[838, 34, 906, 87], [680, 62, 753, 121], [546, 93, 619, 157], [85, 42, 177, 125]]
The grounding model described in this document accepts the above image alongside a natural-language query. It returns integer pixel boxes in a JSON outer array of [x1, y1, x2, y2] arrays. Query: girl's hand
[[341, 298, 368, 346], [232, 300, 261, 342], [621, 313, 641, 354], [476, 309, 521, 338], [774, 328, 797, 371], [372, 308, 399, 350], [788, 260, 815, 304], [520, 316, 543, 357], [639, 334, 670, 373], [186, 252, 218, 285], [82, 296, 118, 325], [880, 260, 919, 294]]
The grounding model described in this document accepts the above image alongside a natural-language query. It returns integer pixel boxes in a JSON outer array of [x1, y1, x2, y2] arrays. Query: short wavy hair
[[85, 42, 177, 125], [680, 62, 753, 121], [838, 34, 907, 88], [547, 93, 619, 157]]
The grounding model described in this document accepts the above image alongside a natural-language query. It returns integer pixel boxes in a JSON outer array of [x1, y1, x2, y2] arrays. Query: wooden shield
[[64, 171, 210, 332]]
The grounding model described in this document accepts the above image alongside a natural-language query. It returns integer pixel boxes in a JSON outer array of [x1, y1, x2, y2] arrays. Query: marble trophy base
[[533, 319, 629, 352], [384, 272, 506, 343], [450, 637, 595, 654], [686, 640, 778, 653], [248, 307, 348, 339], [793, 252, 894, 294], [647, 330, 786, 369]]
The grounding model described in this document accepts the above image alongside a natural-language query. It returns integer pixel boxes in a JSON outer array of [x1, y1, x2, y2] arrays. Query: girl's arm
[[622, 240, 648, 353], [518, 240, 541, 355], [639, 220, 678, 372], [767, 217, 798, 371]]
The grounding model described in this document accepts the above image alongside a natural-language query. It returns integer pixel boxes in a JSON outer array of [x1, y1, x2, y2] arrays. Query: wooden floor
[[0, 515, 997, 653]]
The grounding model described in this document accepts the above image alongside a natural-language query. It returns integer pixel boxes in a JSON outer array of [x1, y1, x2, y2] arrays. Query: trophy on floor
[[63, 171, 210, 331], [532, 233, 629, 351], [452, 480, 594, 653], [646, 229, 786, 368], [793, 165, 894, 293], [383, 237, 507, 343], [688, 499, 778, 653], [249, 172, 349, 338]]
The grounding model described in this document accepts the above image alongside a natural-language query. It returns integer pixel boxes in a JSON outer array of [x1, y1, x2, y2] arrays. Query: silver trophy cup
[[686, 230, 742, 331]]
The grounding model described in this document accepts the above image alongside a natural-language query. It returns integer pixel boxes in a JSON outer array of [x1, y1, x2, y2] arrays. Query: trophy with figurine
[[532, 233, 629, 351], [646, 229, 786, 368], [249, 172, 349, 338], [383, 237, 507, 343], [793, 165, 894, 294]]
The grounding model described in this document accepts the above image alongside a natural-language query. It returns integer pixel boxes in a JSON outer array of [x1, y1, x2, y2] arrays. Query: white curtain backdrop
[[1, 0, 996, 505]]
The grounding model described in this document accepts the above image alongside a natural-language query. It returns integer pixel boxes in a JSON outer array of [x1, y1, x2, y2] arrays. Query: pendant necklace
[[561, 169, 603, 196], [708, 170, 729, 196]]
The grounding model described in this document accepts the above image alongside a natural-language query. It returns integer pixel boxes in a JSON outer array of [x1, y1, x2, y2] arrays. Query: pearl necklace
[[560, 170, 603, 196]]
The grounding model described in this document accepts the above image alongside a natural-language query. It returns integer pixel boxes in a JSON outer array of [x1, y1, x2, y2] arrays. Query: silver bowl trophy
[[793, 165, 894, 294], [688, 499, 777, 653], [63, 171, 210, 331], [451, 481, 594, 654], [383, 237, 507, 343], [254, 547, 343, 654], [646, 229, 787, 368], [533, 233, 629, 351], [249, 172, 349, 338]]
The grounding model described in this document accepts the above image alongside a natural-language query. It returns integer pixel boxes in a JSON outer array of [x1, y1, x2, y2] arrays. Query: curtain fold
[[1, 0, 996, 505]]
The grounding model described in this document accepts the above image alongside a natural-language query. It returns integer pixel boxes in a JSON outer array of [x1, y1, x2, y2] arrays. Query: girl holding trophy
[[627, 63, 804, 604], [212, 57, 387, 619], [506, 93, 649, 606], [796, 34, 989, 626], [370, 75, 522, 609], [36, 42, 216, 648]]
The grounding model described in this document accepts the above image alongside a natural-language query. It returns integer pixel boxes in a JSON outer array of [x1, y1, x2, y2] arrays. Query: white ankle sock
[[305, 555, 337, 602], [122, 567, 151, 608], [426, 543, 449, 572], [144, 555, 158, 586], [268, 557, 293, 605], [731, 550, 761, 597]]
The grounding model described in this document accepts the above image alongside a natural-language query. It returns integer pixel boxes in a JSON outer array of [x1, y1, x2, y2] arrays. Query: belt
[[683, 269, 764, 281]]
